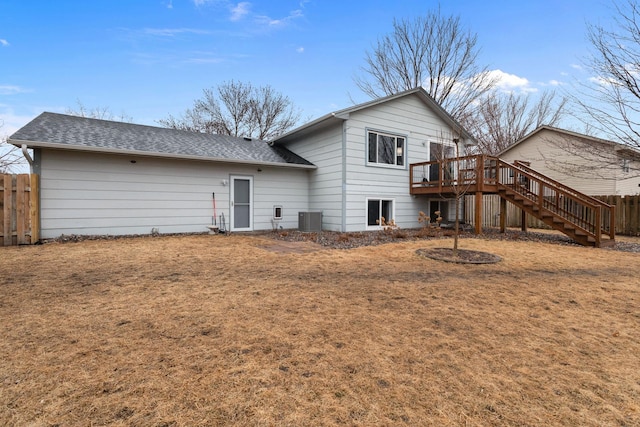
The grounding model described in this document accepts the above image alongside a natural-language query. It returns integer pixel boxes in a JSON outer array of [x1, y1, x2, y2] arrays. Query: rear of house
[[9, 88, 475, 239], [275, 88, 474, 232]]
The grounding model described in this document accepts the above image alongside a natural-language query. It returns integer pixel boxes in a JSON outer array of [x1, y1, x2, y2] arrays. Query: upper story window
[[367, 130, 405, 167]]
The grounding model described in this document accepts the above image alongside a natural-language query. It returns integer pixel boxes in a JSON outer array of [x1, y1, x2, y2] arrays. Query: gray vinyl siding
[[280, 124, 344, 231], [38, 149, 309, 238], [342, 94, 453, 231]]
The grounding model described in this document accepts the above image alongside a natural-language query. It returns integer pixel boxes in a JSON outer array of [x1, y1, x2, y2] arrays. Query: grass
[[1, 233, 639, 426]]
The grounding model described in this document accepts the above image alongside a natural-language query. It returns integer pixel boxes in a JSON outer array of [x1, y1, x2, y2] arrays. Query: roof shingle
[[9, 112, 314, 168]]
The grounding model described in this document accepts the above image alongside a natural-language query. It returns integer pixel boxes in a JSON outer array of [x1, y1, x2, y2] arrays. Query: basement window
[[273, 206, 283, 220], [367, 198, 394, 228]]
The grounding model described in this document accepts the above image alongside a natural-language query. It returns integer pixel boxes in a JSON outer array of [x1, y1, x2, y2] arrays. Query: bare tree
[[0, 120, 25, 173], [464, 90, 567, 154], [159, 81, 300, 140], [426, 128, 476, 256], [572, 0, 640, 150], [66, 100, 133, 122], [354, 7, 496, 120]]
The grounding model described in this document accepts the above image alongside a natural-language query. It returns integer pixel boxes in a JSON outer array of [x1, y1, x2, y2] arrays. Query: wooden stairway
[[496, 160, 615, 247], [409, 155, 616, 247]]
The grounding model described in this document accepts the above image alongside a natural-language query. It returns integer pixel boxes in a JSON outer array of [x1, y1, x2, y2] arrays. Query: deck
[[409, 155, 615, 247]]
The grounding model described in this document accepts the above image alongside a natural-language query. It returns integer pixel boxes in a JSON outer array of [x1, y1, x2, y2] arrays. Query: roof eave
[[274, 87, 475, 145], [272, 112, 346, 144], [9, 139, 317, 170]]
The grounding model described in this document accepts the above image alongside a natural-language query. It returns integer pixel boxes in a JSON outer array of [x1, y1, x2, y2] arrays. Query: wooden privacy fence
[[593, 195, 640, 235], [0, 174, 39, 246], [465, 194, 640, 236]]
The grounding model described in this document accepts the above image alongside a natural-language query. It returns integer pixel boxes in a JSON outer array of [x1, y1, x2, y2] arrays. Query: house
[[9, 87, 472, 239], [499, 125, 640, 196]]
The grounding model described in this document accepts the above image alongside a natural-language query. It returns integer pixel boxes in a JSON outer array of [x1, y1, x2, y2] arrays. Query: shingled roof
[[9, 112, 315, 168]]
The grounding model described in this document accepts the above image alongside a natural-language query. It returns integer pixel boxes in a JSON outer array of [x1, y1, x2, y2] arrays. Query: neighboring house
[[9, 87, 472, 238], [499, 125, 640, 196]]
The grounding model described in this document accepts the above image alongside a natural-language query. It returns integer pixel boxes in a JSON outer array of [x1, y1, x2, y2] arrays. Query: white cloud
[[296, 46, 304, 53], [0, 85, 29, 95], [589, 75, 618, 86], [256, 8, 303, 28], [143, 28, 211, 37], [571, 63, 583, 71], [230, 2, 251, 21], [485, 69, 538, 94], [0, 39, 9, 47], [185, 55, 225, 64], [0, 106, 38, 136], [548, 79, 563, 86], [166, 0, 173, 9]]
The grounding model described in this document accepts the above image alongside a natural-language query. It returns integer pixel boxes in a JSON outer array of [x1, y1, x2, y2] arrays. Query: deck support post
[[474, 191, 483, 235], [500, 196, 506, 233], [521, 209, 527, 232]]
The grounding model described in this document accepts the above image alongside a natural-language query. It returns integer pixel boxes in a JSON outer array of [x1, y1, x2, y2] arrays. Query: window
[[368, 131, 405, 167], [273, 205, 283, 220], [367, 198, 394, 227], [622, 159, 630, 173]]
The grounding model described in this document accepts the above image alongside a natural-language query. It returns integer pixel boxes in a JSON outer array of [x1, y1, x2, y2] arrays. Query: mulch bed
[[45, 227, 640, 252], [416, 247, 503, 264], [268, 227, 640, 252]]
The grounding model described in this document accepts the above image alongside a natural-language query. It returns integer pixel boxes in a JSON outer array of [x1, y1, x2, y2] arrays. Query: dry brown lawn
[[1, 233, 639, 426]]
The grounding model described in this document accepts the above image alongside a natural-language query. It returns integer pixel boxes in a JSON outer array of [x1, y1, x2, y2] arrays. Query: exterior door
[[231, 176, 253, 231], [430, 142, 455, 182]]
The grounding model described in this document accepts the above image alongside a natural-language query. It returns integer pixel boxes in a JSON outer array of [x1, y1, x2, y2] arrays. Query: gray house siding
[[279, 124, 345, 231], [278, 92, 463, 232], [37, 149, 309, 238], [342, 94, 455, 231]]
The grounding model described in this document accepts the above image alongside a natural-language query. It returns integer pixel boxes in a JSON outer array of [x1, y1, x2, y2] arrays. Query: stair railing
[[510, 160, 615, 240], [496, 160, 614, 243]]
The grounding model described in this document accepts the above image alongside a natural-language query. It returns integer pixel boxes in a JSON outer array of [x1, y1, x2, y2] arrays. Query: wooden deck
[[409, 156, 616, 247]]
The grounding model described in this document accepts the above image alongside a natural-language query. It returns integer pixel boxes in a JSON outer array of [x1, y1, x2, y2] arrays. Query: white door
[[231, 176, 253, 231]]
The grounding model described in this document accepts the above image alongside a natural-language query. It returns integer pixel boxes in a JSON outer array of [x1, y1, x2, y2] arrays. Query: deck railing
[[410, 155, 498, 193]]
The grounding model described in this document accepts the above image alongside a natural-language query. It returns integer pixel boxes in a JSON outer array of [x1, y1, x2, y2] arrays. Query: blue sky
[[0, 0, 615, 136]]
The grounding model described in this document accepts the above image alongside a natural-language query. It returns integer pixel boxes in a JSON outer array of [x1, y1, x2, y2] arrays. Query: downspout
[[341, 121, 347, 232], [21, 144, 34, 174]]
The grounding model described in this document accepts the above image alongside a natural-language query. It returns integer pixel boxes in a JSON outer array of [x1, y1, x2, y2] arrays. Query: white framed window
[[367, 130, 405, 167], [366, 198, 395, 228], [273, 205, 283, 220]]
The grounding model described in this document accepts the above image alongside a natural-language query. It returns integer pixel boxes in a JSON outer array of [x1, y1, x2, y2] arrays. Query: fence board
[[0, 174, 39, 246], [2, 175, 11, 246], [17, 175, 27, 245]]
